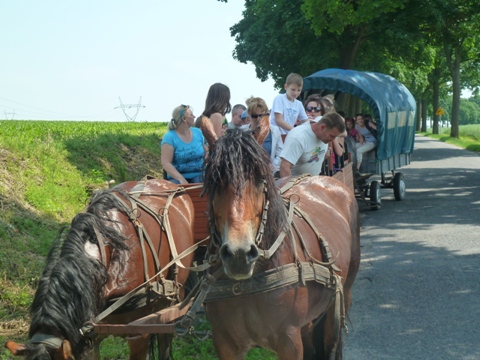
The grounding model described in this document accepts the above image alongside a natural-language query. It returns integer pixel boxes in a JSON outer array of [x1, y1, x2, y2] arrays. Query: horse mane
[[203, 128, 287, 249], [28, 189, 131, 358]]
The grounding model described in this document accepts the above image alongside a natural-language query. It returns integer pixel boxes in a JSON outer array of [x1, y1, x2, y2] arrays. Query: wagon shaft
[[94, 300, 191, 335]]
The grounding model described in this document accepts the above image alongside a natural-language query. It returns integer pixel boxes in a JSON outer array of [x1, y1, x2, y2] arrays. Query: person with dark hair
[[345, 117, 360, 141], [162, 105, 207, 184], [279, 112, 346, 177], [302, 94, 323, 124], [195, 82, 232, 137], [363, 113, 378, 137]]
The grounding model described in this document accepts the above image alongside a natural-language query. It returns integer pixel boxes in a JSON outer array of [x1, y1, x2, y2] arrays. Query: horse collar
[[30, 333, 63, 349]]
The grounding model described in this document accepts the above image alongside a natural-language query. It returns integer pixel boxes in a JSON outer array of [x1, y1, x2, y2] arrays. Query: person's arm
[[279, 158, 294, 178], [272, 128, 284, 173], [210, 112, 226, 137], [161, 143, 188, 184], [274, 113, 294, 132], [358, 133, 365, 145], [332, 137, 344, 156], [367, 121, 378, 138]]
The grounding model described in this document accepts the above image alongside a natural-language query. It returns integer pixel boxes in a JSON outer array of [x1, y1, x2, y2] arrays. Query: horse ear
[[253, 114, 270, 146], [4, 341, 27, 356], [60, 339, 74, 359], [198, 115, 218, 148]]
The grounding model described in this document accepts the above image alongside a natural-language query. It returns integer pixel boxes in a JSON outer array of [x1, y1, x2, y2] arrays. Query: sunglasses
[[305, 106, 322, 112], [250, 113, 269, 119], [179, 104, 190, 119]]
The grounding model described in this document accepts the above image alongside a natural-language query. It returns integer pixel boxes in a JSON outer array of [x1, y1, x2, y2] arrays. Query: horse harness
[[179, 175, 347, 341], [80, 180, 205, 337]]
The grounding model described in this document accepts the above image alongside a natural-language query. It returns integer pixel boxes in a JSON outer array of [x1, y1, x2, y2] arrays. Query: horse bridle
[[208, 179, 296, 261]]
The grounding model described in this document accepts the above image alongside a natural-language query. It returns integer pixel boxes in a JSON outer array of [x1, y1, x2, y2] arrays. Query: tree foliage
[[221, 0, 480, 136]]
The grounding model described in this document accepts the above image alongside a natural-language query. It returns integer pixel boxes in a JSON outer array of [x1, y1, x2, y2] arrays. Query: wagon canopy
[[302, 68, 417, 161]]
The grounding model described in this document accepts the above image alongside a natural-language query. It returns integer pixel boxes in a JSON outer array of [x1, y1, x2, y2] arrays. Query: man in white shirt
[[279, 112, 346, 177]]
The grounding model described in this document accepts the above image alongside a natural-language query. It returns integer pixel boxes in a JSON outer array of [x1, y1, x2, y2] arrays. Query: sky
[[0, 0, 279, 122]]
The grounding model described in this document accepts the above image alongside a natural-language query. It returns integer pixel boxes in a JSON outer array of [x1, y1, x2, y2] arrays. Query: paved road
[[344, 135, 480, 360]]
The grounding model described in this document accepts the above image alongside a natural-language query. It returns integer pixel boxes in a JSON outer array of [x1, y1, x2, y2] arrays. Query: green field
[[1, 120, 479, 359], [0, 120, 277, 359]]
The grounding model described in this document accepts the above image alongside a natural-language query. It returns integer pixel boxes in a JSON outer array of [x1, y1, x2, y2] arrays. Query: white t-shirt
[[280, 121, 328, 176], [270, 93, 308, 135]]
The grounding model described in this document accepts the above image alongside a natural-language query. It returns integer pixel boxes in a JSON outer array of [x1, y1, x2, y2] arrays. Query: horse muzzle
[[219, 241, 259, 280]]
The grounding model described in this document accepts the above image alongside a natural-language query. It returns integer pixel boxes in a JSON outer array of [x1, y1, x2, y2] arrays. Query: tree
[[228, 0, 417, 88], [427, 1, 480, 137]]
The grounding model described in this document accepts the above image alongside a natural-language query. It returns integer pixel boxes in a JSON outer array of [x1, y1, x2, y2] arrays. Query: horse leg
[[156, 334, 174, 360], [274, 326, 304, 360], [91, 335, 106, 360], [211, 329, 248, 360], [321, 305, 343, 360], [127, 334, 173, 360], [127, 335, 150, 360]]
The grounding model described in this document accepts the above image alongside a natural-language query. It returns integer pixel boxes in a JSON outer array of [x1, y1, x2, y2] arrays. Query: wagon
[[302, 68, 417, 210]]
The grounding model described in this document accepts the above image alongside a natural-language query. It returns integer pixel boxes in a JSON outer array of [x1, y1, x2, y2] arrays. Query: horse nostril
[[219, 244, 234, 262], [247, 244, 259, 264]]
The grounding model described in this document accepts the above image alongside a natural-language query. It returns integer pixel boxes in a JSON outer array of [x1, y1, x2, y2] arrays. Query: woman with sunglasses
[[161, 104, 207, 184], [302, 95, 345, 173], [241, 96, 283, 177], [303, 94, 323, 122]]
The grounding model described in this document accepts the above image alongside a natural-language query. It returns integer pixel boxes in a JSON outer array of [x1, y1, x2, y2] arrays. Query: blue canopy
[[303, 68, 417, 162]]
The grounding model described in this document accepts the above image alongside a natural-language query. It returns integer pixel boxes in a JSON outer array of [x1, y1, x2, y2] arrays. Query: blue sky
[[0, 0, 279, 122]]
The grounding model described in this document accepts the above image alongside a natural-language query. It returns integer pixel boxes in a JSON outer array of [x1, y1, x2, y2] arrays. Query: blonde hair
[[321, 95, 335, 115], [285, 73, 303, 87], [169, 105, 189, 130], [246, 96, 268, 115]]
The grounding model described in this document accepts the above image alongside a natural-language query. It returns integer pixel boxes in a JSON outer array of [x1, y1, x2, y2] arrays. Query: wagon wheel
[[369, 180, 381, 210], [393, 172, 406, 201]]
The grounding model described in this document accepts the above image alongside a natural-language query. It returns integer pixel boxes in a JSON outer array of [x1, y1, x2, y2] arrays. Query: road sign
[[436, 107, 444, 116]]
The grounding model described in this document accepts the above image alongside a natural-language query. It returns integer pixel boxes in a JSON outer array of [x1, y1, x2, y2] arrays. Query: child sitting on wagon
[[345, 117, 360, 142]]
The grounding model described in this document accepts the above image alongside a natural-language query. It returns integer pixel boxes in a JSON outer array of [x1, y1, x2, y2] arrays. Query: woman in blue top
[[161, 105, 207, 184]]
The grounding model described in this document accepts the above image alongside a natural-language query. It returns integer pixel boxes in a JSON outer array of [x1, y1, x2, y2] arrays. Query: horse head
[[5, 337, 74, 360], [201, 122, 285, 280]]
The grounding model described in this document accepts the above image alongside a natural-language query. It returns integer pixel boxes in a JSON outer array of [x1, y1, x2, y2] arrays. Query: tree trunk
[[432, 75, 440, 134], [449, 47, 461, 138], [416, 100, 421, 132], [444, 43, 461, 138], [421, 98, 428, 132]]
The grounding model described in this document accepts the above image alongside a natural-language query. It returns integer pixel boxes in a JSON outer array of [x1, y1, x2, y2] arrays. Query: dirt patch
[[0, 319, 28, 338]]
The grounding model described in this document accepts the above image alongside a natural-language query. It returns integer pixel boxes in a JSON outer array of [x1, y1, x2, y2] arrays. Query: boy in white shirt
[[270, 73, 308, 135]]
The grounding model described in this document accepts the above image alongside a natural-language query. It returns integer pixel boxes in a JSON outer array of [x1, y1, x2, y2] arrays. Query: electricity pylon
[[4, 110, 15, 120], [115, 96, 145, 121]]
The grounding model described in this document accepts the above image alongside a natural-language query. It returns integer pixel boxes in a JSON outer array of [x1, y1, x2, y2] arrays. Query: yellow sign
[[436, 107, 444, 116]]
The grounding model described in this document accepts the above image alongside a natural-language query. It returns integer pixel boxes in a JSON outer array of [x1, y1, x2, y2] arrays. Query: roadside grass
[[418, 124, 480, 153], [0, 120, 277, 359], [3, 119, 477, 359]]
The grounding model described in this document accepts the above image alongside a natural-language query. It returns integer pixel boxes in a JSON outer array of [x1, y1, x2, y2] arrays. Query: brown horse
[[4, 178, 195, 360], [200, 121, 360, 360]]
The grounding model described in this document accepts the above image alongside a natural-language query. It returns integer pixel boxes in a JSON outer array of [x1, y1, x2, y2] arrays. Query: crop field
[[0, 120, 276, 359]]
